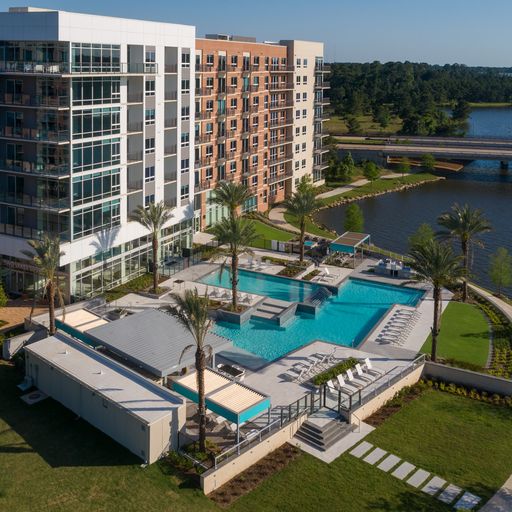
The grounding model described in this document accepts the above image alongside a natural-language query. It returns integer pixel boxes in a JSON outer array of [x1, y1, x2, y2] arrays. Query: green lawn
[[325, 114, 403, 136], [250, 219, 294, 249], [421, 302, 490, 367], [283, 211, 336, 239], [104, 273, 157, 302], [1, 362, 510, 511], [318, 172, 439, 207]]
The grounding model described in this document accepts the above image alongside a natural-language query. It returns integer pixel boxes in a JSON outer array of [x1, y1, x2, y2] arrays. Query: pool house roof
[[330, 231, 371, 254], [85, 309, 231, 378], [173, 368, 271, 425]]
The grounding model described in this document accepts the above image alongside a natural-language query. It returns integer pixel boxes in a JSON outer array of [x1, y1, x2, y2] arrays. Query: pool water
[[199, 268, 320, 302], [212, 278, 424, 361]]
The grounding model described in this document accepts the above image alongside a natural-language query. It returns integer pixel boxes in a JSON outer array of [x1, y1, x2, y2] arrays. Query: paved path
[[350, 441, 482, 509], [267, 174, 398, 236], [469, 283, 512, 323], [480, 474, 512, 512]]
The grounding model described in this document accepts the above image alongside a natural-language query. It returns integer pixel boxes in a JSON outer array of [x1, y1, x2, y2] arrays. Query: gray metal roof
[[85, 309, 230, 377]]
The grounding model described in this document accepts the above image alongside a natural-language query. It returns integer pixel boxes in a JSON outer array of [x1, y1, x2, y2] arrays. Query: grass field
[[325, 114, 403, 136], [283, 211, 336, 239], [318, 172, 439, 207], [421, 302, 490, 366], [250, 219, 294, 249], [3, 360, 509, 512]]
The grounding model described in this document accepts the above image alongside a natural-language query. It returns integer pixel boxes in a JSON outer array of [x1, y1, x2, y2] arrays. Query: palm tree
[[132, 201, 174, 294], [437, 203, 491, 302], [409, 240, 464, 362], [210, 216, 257, 310], [22, 235, 65, 336], [166, 289, 213, 452], [283, 189, 321, 262], [212, 181, 251, 219]]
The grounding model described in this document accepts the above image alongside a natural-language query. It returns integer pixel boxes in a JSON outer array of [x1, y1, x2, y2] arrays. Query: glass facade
[[72, 199, 120, 239], [71, 43, 121, 73], [72, 169, 120, 206], [72, 138, 121, 172], [72, 77, 121, 106], [72, 107, 120, 138]]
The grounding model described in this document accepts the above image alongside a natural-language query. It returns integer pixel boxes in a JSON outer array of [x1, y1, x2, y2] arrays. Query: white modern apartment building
[[0, 8, 328, 300], [0, 7, 195, 299]]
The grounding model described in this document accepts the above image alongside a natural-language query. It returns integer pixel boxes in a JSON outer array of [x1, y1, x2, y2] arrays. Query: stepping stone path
[[349, 441, 373, 458], [438, 484, 463, 504], [363, 448, 387, 465], [454, 492, 481, 510], [392, 462, 416, 480], [377, 454, 401, 472], [422, 476, 447, 496], [348, 441, 482, 509], [407, 469, 430, 488]]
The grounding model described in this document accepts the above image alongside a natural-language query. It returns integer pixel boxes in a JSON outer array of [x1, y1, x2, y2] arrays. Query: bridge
[[337, 135, 512, 168]]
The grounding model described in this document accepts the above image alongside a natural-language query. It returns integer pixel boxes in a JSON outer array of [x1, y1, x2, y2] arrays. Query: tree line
[[329, 61, 512, 136]]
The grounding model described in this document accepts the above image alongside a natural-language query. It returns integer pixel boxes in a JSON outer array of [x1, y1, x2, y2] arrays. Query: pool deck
[[228, 340, 415, 407]]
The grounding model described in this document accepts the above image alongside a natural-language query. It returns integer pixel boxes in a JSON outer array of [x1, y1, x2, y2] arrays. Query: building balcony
[[268, 154, 293, 166], [0, 126, 69, 143], [164, 118, 177, 129], [226, 108, 237, 117], [314, 146, 329, 155], [164, 91, 178, 101], [196, 64, 215, 73], [0, 192, 69, 211], [269, 118, 293, 128], [127, 151, 143, 163], [0, 93, 69, 108], [315, 98, 330, 107], [196, 111, 212, 120], [195, 134, 212, 144], [315, 63, 331, 72], [195, 88, 214, 97], [270, 65, 294, 73], [314, 113, 330, 122], [127, 122, 143, 133], [0, 222, 69, 241], [270, 100, 294, 110], [127, 180, 143, 192], [269, 136, 293, 147], [315, 81, 330, 89], [268, 170, 293, 184], [195, 179, 214, 193], [0, 159, 69, 177], [195, 156, 213, 169], [313, 162, 329, 172], [164, 170, 177, 183], [241, 127, 259, 137], [0, 61, 159, 75], [164, 145, 177, 156], [226, 86, 237, 95], [269, 82, 293, 91]]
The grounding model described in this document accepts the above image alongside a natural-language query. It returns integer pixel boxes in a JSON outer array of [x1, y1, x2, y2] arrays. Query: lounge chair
[[319, 267, 335, 281], [364, 358, 384, 377], [345, 368, 366, 388], [336, 374, 358, 394], [326, 379, 338, 393], [354, 363, 375, 382]]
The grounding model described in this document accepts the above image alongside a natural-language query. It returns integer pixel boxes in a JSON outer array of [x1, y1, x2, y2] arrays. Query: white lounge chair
[[355, 363, 375, 382], [326, 379, 338, 393], [336, 374, 358, 394], [364, 358, 384, 377], [345, 368, 366, 388]]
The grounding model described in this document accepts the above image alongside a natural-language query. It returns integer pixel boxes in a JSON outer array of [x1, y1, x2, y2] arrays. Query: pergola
[[329, 231, 371, 266], [173, 368, 271, 443]]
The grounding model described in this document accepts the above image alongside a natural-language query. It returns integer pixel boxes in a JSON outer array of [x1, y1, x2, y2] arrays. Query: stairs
[[251, 298, 296, 325], [295, 416, 356, 451]]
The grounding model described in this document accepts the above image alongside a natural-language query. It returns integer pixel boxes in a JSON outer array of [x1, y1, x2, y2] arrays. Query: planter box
[[136, 287, 171, 300], [215, 305, 254, 325]]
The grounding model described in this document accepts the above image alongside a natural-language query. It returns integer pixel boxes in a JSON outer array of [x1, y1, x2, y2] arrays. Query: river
[[315, 108, 512, 295]]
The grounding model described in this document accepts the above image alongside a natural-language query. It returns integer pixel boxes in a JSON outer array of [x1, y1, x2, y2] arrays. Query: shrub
[[312, 357, 360, 386]]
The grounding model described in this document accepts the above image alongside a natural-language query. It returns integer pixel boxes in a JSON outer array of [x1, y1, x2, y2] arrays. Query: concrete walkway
[[469, 283, 512, 323], [480, 474, 512, 512]]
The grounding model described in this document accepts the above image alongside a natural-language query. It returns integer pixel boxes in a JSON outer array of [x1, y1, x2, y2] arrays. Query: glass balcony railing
[[0, 126, 69, 143], [0, 159, 69, 177], [0, 192, 69, 210], [0, 93, 69, 108], [0, 223, 69, 241], [0, 61, 158, 74]]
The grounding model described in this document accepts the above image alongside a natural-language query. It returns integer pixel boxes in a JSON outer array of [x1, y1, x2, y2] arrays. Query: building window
[[71, 43, 121, 73], [72, 107, 120, 138], [302, 126, 307, 135], [295, 127, 300, 136], [145, 138, 155, 154], [181, 106, 190, 120], [72, 77, 120, 106], [206, 100, 214, 111], [295, 109, 300, 119], [145, 79, 155, 96], [205, 167, 213, 180], [206, 76, 214, 88], [302, 142, 307, 152], [230, 161, 236, 173], [296, 58, 301, 68], [72, 169, 120, 206], [302, 159, 306, 168], [181, 79, 190, 93], [181, 158, 190, 173], [145, 166, 155, 182], [296, 76, 301, 85], [303, 76, 308, 85], [230, 140, 237, 152], [205, 123, 213, 134], [302, 109, 307, 119], [181, 52, 190, 67], [181, 132, 190, 147], [72, 199, 120, 239], [180, 184, 189, 199], [206, 54, 214, 65], [296, 92, 301, 103], [295, 144, 300, 154], [72, 138, 120, 173], [295, 161, 300, 170], [302, 92, 307, 101], [145, 194, 155, 206], [303, 58, 308, 67], [145, 109, 155, 125]]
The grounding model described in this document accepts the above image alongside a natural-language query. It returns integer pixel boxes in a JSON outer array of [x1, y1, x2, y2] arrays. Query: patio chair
[[364, 358, 384, 377], [326, 379, 338, 393], [319, 267, 336, 281], [336, 374, 358, 394], [345, 368, 366, 388], [354, 363, 375, 382]]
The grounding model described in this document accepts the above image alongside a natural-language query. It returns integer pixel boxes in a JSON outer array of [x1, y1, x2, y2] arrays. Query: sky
[[1, 0, 512, 66]]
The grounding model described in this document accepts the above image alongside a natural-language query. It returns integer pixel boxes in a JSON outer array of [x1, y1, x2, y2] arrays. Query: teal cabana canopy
[[330, 231, 370, 254], [172, 368, 271, 443]]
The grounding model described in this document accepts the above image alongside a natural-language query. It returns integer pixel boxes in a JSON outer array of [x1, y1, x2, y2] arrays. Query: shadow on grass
[[0, 363, 139, 468]]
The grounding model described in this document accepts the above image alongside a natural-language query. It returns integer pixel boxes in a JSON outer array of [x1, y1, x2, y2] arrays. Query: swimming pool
[[199, 268, 320, 303], [213, 278, 424, 361]]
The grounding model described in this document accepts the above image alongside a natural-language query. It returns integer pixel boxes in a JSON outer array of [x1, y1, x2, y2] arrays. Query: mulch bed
[[365, 386, 426, 427], [209, 443, 301, 508]]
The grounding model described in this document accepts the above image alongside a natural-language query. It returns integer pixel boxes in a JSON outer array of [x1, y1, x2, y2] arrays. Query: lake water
[[315, 108, 512, 295]]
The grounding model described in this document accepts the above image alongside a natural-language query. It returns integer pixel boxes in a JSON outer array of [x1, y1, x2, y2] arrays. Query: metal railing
[[0, 126, 69, 143], [0, 61, 158, 74], [0, 159, 69, 177], [0, 222, 69, 241], [0, 93, 69, 108], [0, 193, 69, 210]]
